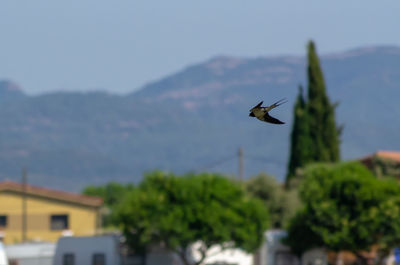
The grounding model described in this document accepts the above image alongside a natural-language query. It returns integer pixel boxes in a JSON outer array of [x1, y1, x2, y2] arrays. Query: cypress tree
[[286, 85, 311, 183], [286, 41, 340, 184], [306, 40, 340, 162]]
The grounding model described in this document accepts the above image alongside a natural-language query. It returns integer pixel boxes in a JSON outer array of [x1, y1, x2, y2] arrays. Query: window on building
[[50, 214, 69, 230], [92, 253, 106, 265], [0, 215, 7, 228], [63, 253, 75, 265]]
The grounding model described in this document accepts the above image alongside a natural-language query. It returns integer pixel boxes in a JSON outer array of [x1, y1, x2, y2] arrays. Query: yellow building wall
[[0, 191, 100, 244]]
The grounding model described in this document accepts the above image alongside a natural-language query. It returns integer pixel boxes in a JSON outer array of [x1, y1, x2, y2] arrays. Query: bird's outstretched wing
[[264, 98, 287, 112], [263, 112, 285, 124]]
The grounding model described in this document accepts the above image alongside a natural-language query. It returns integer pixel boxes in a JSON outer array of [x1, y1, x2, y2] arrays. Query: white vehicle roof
[[0, 242, 9, 265], [53, 235, 121, 265], [5, 242, 55, 260]]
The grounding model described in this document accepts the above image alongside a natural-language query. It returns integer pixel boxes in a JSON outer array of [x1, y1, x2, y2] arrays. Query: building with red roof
[[0, 180, 103, 244]]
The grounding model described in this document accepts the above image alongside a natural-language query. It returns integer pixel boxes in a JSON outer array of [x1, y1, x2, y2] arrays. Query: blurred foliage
[[114, 171, 269, 265], [244, 173, 301, 228], [82, 182, 135, 227], [306, 41, 340, 163], [287, 85, 312, 183], [285, 161, 400, 261], [286, 41, 341, 184]]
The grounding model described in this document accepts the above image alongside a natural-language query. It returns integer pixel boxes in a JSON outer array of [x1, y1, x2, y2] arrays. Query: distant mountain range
[[1, 46, 400, 191]]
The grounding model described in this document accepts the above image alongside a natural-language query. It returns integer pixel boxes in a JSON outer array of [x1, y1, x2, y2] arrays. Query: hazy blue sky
[[0, 0, 399, 94]]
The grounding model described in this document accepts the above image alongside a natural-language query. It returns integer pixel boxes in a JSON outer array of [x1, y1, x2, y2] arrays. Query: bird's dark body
[[249, 99, 287, 124]]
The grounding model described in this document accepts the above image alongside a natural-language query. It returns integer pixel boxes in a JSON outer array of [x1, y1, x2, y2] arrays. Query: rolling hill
[[1, 46, 399, 191]]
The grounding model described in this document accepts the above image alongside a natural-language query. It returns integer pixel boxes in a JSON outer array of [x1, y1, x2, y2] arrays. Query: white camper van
[[5, 242, 55, 265], [0, 242, 8, 265], [53, 235, 122, 265]]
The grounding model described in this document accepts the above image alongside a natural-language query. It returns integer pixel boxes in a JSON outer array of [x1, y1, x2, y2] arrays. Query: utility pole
[[22, 168, 27, 242], [238, 147, 244, 181]]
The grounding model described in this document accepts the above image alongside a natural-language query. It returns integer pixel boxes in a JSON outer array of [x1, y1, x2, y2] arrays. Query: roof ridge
[[0, 180, 103, 207]]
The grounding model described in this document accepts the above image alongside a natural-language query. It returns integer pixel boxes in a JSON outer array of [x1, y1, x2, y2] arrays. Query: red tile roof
[[375, 150, 400, 162], [0, 180, 103, 207], [360, 150, 400, 163]]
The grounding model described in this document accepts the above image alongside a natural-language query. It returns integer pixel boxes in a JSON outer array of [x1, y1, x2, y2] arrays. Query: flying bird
[[249, 99, 287, 124]]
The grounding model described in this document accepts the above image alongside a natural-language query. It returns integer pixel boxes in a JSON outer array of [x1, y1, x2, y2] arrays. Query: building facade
[[359, 150, 400, 178], [0, 181, 103, 244]]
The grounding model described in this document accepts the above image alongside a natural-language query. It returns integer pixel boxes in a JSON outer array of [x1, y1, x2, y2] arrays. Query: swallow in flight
[[249, 99, 287, 124]]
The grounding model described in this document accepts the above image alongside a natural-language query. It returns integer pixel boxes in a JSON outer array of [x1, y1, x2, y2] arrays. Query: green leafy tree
[[286, 85, 312, 183], [285, 162, 400, 264], [245, 173, 301, 228], [82, 182, 134, 226], [284, 208, 323, 256], [115, 171, 269, 265]]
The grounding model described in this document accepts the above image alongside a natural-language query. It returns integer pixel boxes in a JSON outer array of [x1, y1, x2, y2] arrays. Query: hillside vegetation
[[0, 46, 399, 191]]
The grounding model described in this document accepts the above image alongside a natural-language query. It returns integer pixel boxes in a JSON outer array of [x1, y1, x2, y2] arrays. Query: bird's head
[[249, 101, 263, 114]]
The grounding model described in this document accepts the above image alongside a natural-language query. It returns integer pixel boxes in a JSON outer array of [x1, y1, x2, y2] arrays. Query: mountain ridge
[[1, 45, 399, 191]]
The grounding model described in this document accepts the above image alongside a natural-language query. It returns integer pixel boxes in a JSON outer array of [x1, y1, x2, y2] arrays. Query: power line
[[192, 150, 279, 179], [245, 155, 275, 164], [193, 154, 237, 173]]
